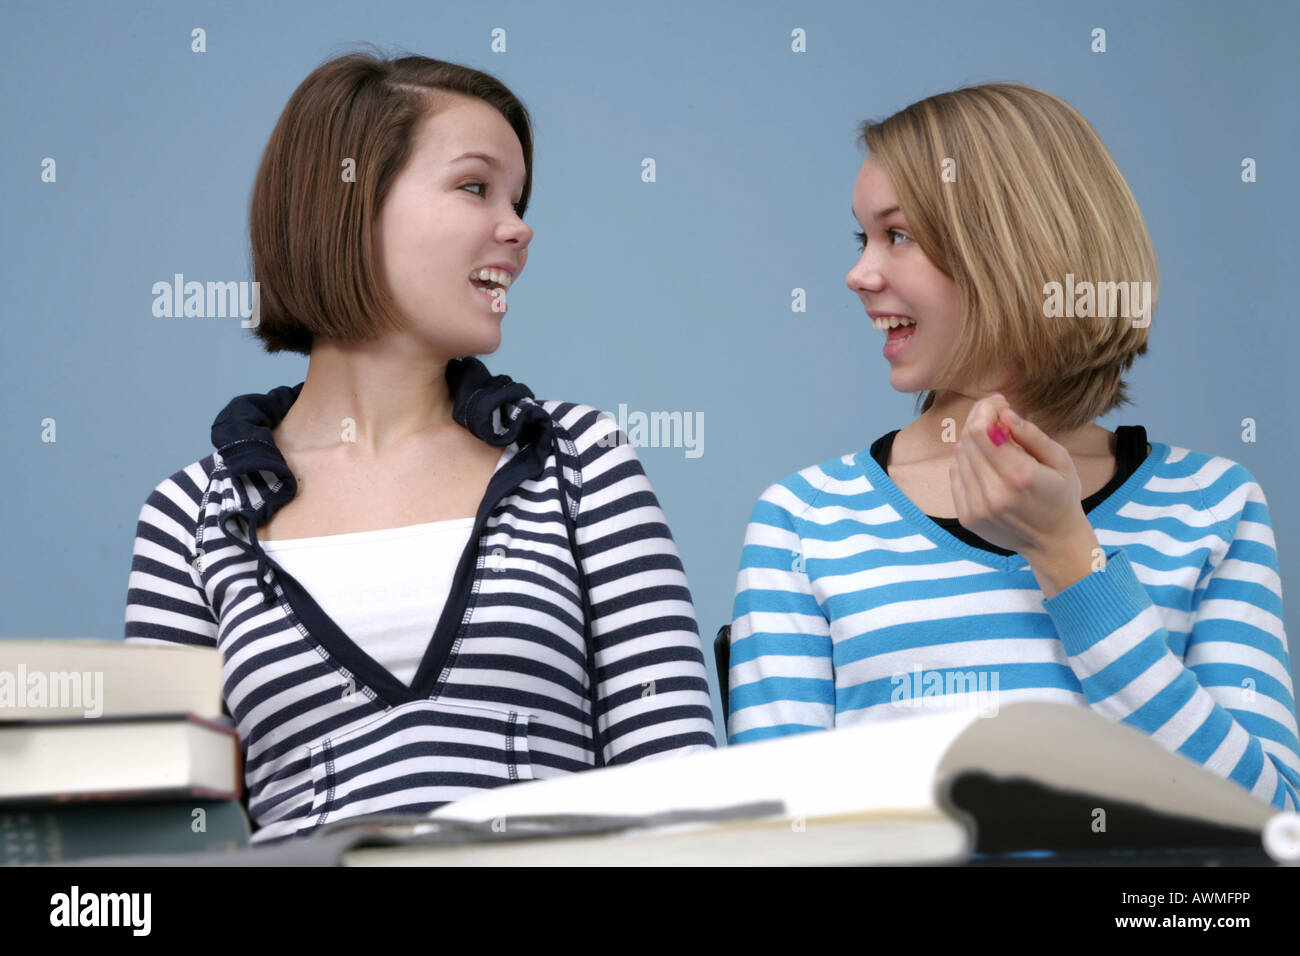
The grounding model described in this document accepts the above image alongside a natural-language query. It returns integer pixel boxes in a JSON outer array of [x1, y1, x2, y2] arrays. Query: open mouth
[[469, 277, 507, 308], [882, 321, 916, 359]]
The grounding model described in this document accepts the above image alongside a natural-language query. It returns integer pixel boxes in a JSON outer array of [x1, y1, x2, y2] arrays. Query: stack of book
[[0, 639, 249, 864]]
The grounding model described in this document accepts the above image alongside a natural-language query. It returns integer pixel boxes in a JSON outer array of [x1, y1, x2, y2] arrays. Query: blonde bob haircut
[[248, 49, 534, 355], [858, 82, 1158, 437]]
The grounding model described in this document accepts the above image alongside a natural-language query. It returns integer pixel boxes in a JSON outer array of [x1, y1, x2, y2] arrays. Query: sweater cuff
[[1041, 547, 1152, 657]]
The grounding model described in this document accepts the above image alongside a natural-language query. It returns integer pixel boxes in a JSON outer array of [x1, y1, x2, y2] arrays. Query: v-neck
[[853, 439, 1169, 573], [253, 443, 536, 707], [208, 358, 570, 711]]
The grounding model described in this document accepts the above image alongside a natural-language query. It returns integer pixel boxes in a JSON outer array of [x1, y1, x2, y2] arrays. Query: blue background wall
[[3, 0, 1296, 747]]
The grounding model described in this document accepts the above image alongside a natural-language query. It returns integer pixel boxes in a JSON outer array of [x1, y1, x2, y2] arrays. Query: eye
[[853, 228, 911, 251], [462, 182, 525, 218]]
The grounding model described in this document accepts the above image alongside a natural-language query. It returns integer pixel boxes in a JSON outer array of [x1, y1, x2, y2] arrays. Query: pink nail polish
[[988, 424, 1008, 446]]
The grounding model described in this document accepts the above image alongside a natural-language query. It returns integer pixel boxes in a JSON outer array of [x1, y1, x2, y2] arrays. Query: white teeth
[[872, 316, 916, 332], [469, 267, 513, 290]]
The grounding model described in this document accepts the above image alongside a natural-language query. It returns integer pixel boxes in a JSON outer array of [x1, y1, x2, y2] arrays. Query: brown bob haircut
[[858, 83, 1158, 436], [248, 48, 534, 355]]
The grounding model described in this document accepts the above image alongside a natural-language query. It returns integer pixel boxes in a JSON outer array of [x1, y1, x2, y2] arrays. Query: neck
[[905, 388, 1110, 461], [275, 336, 459, 456]]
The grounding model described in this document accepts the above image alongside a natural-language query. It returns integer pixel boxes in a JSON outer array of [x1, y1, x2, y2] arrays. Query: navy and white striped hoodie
[[124, 357, 717, 843]]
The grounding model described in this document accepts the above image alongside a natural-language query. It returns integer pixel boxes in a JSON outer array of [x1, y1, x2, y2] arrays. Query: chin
[[469, 325, 503, 355], [421, 321, 501, 358], [888, 368, 924, 393]]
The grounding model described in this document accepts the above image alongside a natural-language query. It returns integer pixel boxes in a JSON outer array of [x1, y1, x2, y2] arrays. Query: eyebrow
[[851, 204, 901, 223], [450, 150, 503, 169], [449, 151, 526, 194]]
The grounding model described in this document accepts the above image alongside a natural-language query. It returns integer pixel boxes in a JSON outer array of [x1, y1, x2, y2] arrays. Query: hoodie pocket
[[307, 699, 533, 826]]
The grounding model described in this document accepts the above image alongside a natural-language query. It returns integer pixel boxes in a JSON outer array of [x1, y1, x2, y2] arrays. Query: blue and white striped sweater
[[728, 439, 1300, 810], [125, 358, 716, 842]]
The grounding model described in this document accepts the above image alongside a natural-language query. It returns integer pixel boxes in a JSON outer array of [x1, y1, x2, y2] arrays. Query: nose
[[500, 215, 533, 246], [846, 248, 885, 296], [498, 216, 533, 271]]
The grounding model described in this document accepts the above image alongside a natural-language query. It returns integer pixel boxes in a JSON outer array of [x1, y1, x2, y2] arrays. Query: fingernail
[[988, 424, 1008, 446]]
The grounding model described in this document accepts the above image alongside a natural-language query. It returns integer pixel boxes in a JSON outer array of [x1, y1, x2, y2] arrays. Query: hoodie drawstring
[[220, 511, 276, 602]]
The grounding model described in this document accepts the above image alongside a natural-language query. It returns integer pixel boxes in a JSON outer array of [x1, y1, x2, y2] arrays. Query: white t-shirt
[[259, 518, 476, 687]]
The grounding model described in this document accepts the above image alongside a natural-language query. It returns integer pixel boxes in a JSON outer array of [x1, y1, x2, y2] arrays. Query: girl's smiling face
[[373, 96, 533, 357], [845, 154, 967, 395]]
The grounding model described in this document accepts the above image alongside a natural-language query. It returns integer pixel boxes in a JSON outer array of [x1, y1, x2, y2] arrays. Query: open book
[[328, 700, 1282, 866]]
